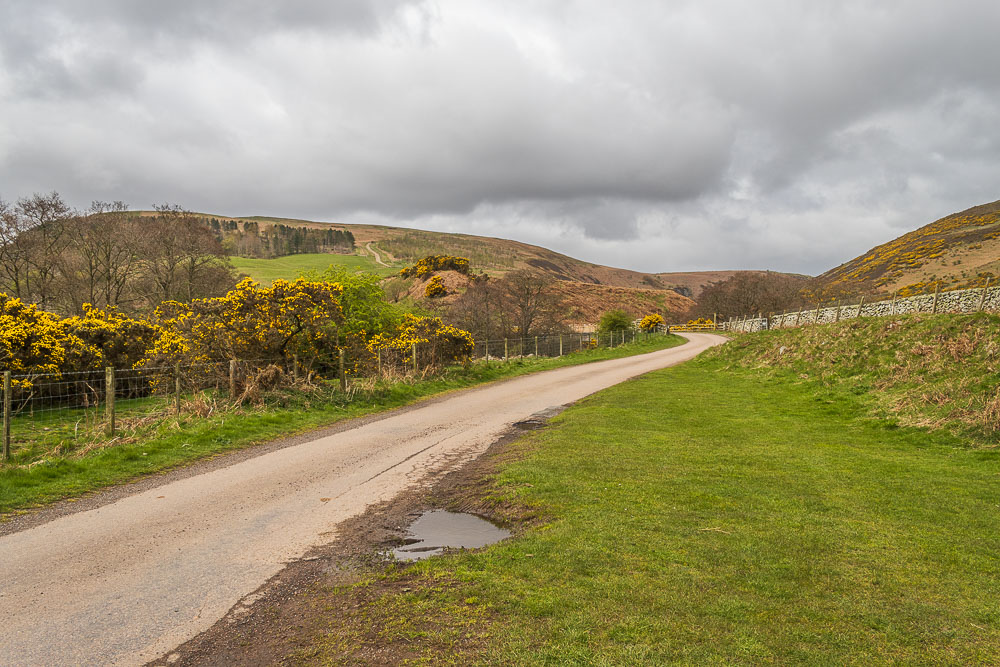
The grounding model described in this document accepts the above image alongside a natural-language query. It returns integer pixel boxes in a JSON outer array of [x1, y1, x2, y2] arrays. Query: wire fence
[[0, 328, 665, 463]]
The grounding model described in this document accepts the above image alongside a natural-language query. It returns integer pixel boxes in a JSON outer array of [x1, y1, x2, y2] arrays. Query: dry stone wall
[[722, 285, 1000, 333]]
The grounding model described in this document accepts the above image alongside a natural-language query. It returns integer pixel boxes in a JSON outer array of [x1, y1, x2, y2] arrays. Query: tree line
[[0, 192, 238, 316], [206, 218, 355, 258]]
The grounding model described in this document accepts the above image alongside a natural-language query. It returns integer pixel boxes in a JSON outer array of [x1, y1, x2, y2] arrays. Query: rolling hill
[[809, 199, 1000, 299], [199, 213, 776, 300]]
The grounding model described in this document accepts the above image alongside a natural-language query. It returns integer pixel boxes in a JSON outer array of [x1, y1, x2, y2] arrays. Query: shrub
[[425, 275, 447, 298], [639, 313, 665, 332], [598, 309, 633, 333], [0, 295, 159, 389], [145, 278, 345, 369], [366, 314, 474, 369], [62, 304, 158, 371], [399, 255, 470, 279], [0, 294, 73, 387]]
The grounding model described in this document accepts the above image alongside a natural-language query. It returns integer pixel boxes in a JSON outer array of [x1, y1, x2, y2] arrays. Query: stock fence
[[1, 328, 662, 462]]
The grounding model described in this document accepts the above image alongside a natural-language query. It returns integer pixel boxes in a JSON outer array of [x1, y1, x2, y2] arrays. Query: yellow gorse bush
[[145, 278, 345, 368], [0, 294, 71, 387], [399, 255, 471, 279], [366, 314, 474, 366], [424, 275, 447, 298], [639, 313, 665, 332], [0, 295, 156, 388]]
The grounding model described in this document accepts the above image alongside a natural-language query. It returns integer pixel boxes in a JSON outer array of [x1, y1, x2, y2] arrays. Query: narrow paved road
[[0, 333, 725, 666]]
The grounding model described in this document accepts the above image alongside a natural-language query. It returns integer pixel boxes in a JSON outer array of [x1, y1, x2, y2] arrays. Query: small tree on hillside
[[598, 309, 633, 333]]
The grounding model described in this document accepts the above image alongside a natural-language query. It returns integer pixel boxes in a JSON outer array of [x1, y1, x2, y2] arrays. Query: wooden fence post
[[932, 283, 941, 314], [504, 338, 508, 362], [559, 335, 563, 356], [106, 367, 116, 435], [794, 309, 801, 327], [856, 296, 865, 318], [377, 348, 382, 377], [411, 343, 417, 373], [890, 290, 898, 316], [174, 363, 182, 415], [229, 359, 237, 398], [3, 370, 11, 461], [341, 349, 348, 390], [979, 278, 991, 312]]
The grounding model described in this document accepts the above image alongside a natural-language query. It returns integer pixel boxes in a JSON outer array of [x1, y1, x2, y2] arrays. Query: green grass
[[230, 253, 397, 283], [709, 312, 1000, 447], [298, 351, 1000, 664], [0, 334, 684, 515]]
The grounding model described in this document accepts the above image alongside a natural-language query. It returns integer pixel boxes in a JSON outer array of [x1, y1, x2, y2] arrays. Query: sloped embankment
[[706, 312, 1000, 446]]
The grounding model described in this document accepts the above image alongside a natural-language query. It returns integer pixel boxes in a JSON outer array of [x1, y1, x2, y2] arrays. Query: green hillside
[[230, 253, 397, 283]]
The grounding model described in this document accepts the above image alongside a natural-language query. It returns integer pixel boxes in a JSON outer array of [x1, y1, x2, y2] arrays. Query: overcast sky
[[2, 1, 998, 275]]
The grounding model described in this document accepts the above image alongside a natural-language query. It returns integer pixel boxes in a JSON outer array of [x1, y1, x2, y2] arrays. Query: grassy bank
[[711, 312, 1000, 447], [0, 334, 683, 516], [297, 336, 1000, 664]]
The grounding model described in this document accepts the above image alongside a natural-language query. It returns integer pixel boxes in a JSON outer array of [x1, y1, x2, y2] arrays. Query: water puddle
[[392, 510, 511, 561], [513, 405, 567, 430]]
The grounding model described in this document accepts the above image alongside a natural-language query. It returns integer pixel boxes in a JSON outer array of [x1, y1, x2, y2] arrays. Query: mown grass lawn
[[0, 334, 683, 516], [304, 356, 1000, 664]]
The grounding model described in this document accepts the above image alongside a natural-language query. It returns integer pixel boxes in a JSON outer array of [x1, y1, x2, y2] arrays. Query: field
[[291, 327, 1000, 664], [230, 253, 397, 283]]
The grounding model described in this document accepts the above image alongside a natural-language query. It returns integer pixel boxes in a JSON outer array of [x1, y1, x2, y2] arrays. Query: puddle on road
[[392, 510, 511, 561]]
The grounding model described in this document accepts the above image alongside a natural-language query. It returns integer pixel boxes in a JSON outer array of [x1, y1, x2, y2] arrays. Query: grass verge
[[710, 312, 1000, 446], [0, 334, 683, 516], [295, 348, 1000, 664]]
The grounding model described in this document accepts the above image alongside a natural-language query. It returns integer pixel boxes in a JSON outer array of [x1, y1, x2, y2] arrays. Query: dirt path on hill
[[366, 241, 390, 267], [0, 334, 725, 667]]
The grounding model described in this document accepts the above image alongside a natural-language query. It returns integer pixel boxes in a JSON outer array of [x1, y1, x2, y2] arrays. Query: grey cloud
[[1, 0, 999, 275]]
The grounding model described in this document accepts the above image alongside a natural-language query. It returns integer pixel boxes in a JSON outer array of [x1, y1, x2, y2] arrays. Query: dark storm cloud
[[1, 0, 999, 274]]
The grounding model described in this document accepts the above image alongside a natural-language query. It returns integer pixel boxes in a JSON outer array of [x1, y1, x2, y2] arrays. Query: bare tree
[[140, 204, 237, 304], [448, 270, 565, 339], [62, 201, 142, 311], [497, 270, 565, 336], [448, 273, 503, 340], [0, 198, 33, 299], [15, 192, 73, 309], [694, 271, 807, 319]]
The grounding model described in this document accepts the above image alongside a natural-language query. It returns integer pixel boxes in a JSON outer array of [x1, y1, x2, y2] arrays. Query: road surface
[[0, 333, 725, 666]]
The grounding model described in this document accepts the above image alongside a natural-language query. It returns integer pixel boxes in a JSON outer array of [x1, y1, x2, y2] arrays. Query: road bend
[[0, 333, 725, 666]]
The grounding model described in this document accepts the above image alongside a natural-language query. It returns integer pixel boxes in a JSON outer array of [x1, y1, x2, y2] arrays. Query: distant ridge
[[180, 213, 798, 299]]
